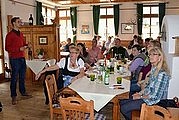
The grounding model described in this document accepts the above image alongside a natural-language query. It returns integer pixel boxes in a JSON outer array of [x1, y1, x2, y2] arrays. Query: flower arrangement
[[36, 48, 45, 55], [36, 48, 46, 59]]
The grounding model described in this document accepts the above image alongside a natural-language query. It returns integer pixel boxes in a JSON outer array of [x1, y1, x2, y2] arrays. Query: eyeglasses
[[70, 52, 78, 54], [148, 53, 160, 57]]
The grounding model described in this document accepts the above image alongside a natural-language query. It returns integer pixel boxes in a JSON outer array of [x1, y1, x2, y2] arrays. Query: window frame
[[143, 5, 159, 39], [99, 6, 114, 41]]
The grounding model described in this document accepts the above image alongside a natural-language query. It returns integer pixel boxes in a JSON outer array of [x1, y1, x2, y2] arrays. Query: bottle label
[[29, 20, 33, 23]]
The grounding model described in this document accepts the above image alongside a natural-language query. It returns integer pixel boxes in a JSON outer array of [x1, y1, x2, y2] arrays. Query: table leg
[[111, 92, 129, 120], [112, 97, 120, 120]]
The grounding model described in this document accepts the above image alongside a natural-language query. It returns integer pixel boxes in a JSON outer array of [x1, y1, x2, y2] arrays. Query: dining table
[[69, 66, 131, 120], [26, 59, 49, 75], [26, 59, 56, 82]]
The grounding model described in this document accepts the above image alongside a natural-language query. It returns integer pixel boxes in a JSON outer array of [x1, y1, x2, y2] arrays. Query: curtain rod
[[9, 0, 36, 7], [134, 2, 169, 5], [90, 4, 122, 6]]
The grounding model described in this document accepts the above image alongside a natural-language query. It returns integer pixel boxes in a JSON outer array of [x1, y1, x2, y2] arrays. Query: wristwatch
[[140, 95, 143, 98]]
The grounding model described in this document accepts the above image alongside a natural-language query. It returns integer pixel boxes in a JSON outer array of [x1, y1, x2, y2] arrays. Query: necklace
[[70, 59, 77, 69]]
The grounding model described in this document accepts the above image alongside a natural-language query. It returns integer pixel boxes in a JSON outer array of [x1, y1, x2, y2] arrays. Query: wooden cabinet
[[19, 25, 59, 61], [18, 25, 60, 82]]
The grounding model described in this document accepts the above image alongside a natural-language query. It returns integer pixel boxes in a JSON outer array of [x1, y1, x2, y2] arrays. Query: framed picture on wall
[[121, 23, 134, 34], [81, 25, 90, 34], [39, 36, 48, 45]]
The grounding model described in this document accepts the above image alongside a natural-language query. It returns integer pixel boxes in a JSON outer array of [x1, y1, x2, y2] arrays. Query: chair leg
[[50, 112, 53, 120]]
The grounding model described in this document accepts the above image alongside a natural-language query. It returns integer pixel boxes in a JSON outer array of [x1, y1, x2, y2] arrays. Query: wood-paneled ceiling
[[49, 0, 167, 5]]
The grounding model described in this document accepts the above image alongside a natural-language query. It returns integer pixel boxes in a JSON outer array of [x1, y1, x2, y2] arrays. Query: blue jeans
[[129, 78, 141, 98], [120, 99, 144, 120], [10, 58, 26, 97]]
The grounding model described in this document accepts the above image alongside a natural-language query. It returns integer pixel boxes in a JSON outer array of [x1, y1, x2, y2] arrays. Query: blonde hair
[[149, 47, 170, 76], [69, 46, 80, 54]]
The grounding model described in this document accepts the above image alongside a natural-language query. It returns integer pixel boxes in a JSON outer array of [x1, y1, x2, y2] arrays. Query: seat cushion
[[85, 112, 106, 120]]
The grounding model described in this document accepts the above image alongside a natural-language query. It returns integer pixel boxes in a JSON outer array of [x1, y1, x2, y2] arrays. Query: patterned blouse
[[139, 67, 171, 105]]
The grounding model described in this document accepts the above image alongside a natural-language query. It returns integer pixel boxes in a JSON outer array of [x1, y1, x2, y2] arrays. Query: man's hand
[[20, 46, 27, 51]]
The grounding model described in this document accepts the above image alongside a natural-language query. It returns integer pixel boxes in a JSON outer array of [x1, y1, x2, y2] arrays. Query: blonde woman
[[120, 47, 170, 120], [36, 46, 85, 86], [36, 46, 85, 105]]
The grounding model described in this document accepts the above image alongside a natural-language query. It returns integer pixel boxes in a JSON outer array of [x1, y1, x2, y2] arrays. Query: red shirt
[[5, 29, 26, 58]]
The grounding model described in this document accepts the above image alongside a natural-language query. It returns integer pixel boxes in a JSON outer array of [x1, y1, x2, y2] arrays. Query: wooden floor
[[0, 79, 125, 120]]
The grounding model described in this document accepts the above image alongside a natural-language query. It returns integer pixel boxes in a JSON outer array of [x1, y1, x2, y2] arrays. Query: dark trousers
[[10, 58, 26, 97], [129, 78, 141, 98], [120, 99, 144, 120]]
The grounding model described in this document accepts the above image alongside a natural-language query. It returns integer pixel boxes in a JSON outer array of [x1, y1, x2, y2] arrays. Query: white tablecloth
[[26, 59, 48, 74], [69, 73, 130, 111]]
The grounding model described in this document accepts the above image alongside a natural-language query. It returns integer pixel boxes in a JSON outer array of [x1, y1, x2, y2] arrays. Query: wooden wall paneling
[[20, 25, 59, 60]]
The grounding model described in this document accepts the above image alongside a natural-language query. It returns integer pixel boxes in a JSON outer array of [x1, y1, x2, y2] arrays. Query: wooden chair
[[45, 74, 82, 120], [59, 96, 94, 120], [140, 103, 173, 120], [45, 74, 61, 120]]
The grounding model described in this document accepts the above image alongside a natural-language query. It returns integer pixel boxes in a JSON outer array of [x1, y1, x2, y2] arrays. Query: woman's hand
[[71, 76, 78, 83], [132, 93, 141, 100]]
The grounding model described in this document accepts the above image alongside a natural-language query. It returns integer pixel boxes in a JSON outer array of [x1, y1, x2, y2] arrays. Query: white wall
[[161, 15, 179, 98], [5, 0, 36, 23], [77, 5, 93, 40]]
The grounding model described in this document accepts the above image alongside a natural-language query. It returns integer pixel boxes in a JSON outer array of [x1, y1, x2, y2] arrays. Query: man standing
[[5, 17, 30, 105], [64, 38, 71, 52]]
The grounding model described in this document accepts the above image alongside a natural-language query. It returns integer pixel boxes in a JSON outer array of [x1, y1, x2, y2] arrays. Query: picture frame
[[39, 36, 48, 45], [81, 25, 90, 34], [121, 23, 134, 34]]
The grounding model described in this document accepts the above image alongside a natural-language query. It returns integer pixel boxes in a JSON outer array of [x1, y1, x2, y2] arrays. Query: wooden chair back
[[45, 74, 82, 120], [45, 74, 60, 120], [45, 74, 58, 106], [140, 103, 173, 120], [59, 96, 94, 120]]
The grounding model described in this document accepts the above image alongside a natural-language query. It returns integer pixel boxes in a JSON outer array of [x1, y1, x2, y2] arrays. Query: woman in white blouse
[[35, 46, 85, 87]]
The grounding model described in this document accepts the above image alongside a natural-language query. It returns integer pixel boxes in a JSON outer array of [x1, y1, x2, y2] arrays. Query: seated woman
[[77, 43, 92, 70], [129, 45, 149, 97], [35, 46, 85, 95], [120, 47, 171, 120], [88, 39, 103, 66], [137, 63, 152, 90]]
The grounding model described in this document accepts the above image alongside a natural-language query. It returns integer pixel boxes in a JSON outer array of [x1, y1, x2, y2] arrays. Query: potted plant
[[36, 48, 45, 59]]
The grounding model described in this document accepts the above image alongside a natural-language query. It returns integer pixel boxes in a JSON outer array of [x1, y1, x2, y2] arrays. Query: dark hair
[[133, 35, 138, 39], [145, 38, 151, 42], [114, 38, 121, 41], [150, 40, 161, 48], [92, 38, 97, 43], [132, 44, 142, 52], [77, 43, 88, 57], [11, 17, 20, 25], [67, 38, 71, 41], [69, 43, 76, 47]]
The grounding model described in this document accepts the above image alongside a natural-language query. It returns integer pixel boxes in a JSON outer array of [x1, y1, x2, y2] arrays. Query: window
[[59, 9, 73, 42], [99, 7, 114, 41], [143, 5, 159, 39], [42, 6, 55, 25]]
